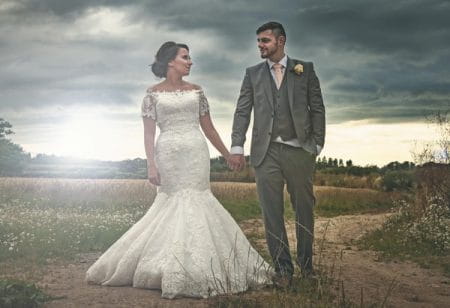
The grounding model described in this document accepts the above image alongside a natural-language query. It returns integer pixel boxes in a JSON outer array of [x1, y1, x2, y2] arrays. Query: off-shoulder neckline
[[148, 89, 202, 94]]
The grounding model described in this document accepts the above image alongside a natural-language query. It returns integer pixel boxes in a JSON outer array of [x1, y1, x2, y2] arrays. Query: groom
[[229, 21, 325, 283]]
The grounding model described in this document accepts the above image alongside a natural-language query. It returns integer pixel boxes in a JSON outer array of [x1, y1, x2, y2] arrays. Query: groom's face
[[257, 30, 284, 59]]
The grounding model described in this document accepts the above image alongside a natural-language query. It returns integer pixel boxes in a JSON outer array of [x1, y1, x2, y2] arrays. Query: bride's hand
[[225, 154, 245, 171], [147, 165, 161, 186]]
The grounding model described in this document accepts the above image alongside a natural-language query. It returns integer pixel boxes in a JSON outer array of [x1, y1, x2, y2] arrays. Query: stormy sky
[[1, 0, 449, 165]]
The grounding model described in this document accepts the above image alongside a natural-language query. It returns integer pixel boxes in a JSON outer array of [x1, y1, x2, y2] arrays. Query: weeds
[[360, 197, 450, 275], [0, 178, 400, 306], [0, 278, 61, 307]]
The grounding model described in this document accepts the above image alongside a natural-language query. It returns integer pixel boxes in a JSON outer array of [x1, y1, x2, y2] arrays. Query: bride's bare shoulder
[[184, 82, 202, 91], [147, 82, 165, 93], [146, 82, 203, 93]]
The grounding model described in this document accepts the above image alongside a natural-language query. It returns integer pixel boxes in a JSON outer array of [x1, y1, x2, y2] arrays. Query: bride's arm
[[143, 117, 160, 185], [200, 114, 230, 161]]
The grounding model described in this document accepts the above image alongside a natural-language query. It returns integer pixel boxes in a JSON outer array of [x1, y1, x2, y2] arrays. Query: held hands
[[226, 154, 246, 172], [147, 165, 161, 186]]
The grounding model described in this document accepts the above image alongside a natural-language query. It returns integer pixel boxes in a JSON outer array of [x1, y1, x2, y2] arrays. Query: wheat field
[[0, 177, 396, 264]]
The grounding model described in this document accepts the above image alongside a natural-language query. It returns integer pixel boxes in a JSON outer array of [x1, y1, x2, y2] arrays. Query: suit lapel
[[256, 62, 274, 111], [286, 57, 295, 110]]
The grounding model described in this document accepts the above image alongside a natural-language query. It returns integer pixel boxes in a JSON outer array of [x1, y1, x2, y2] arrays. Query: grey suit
[[231, 56, 325, 275]]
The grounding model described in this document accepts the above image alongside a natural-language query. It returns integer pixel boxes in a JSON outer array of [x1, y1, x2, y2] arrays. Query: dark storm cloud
[[292, 1, 450, 54], [1, 0, 449, 124], [3, 0, 129, 18], [139, 0, 450, 123]]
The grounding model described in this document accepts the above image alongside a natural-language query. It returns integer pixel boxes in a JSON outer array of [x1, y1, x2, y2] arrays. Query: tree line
[[0, 117, 437, 193]]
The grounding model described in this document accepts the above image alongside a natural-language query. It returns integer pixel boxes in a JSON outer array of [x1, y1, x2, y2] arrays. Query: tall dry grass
[[0, 177, 156, 209], [0, 178, 398, 306], [0, 178, 395, 263]]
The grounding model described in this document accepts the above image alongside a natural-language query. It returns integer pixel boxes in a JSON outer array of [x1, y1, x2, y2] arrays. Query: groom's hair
[[256, 22, 286, 40]]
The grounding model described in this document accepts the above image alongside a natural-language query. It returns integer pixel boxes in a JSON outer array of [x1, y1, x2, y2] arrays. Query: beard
[[259, 49, 271, 59], [259, 46, 278, 59]]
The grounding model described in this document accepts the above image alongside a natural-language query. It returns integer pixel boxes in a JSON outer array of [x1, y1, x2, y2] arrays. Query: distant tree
[[381, 170, 414, 192], [327, 157, 333, 167], [315, 156, 321, 167], [411, 110, 449, 213], [333, 158, 338, 167], [210, 156, 228, 172], [118, 158, 146, 174], [346, 160, 353, 167], [412, 110, 449, 164], [340, 165, 379, 176], [385, 161, 400, 171], [381, 160, 416, 173], [0, 118, 13, 138], [0, 119, 30, 176], [400, 161, 412, 169], [338, 159, 344, 167], [33, 153, 57, 164]]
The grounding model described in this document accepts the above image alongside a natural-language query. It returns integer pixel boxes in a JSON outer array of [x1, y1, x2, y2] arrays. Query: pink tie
[[272, 63, 283, 89]]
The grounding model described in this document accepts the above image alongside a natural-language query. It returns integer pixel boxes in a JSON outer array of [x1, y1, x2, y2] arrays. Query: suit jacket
[[231, 56, 325, 167]]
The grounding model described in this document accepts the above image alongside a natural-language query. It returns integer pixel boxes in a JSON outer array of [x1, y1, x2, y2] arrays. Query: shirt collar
[[267, 54, 288, 69]]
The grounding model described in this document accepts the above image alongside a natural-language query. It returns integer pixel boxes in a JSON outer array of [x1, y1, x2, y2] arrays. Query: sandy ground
[[2, 213, 449, 307], [313, 214, 450, 307]]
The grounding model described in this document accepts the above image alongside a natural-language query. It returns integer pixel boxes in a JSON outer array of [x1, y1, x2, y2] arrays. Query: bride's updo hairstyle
[[151, 41, 189, 78]]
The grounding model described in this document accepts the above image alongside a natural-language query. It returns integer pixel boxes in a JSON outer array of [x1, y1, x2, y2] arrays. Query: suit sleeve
[[307, 63, 325, 147], [231, 69, 254, 147]]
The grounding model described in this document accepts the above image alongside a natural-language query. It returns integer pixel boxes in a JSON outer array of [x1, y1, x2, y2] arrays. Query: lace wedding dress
[[85, 89, 272, 298]]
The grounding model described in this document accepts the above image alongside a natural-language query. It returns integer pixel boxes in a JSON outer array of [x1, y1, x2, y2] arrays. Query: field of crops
[[5, 177, 447, 308], [0, 177, 396, 264]]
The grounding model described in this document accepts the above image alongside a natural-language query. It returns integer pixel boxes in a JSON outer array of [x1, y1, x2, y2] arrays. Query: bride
[[85, 41, 272, 298]]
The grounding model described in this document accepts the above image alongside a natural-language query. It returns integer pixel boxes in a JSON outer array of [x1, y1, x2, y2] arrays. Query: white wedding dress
[[85, 89, 272, 298]]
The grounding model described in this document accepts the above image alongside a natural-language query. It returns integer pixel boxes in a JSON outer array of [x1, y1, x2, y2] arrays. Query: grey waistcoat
[[270, 72, 297, 141]]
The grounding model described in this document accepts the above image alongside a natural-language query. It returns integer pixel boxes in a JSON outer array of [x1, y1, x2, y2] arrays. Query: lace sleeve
[[199, 90, 210, 117], [141, 92, 157, 120]]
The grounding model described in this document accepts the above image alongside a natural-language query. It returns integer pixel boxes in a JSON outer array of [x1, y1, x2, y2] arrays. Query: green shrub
[[361, 163, 450, 274], [0, 279, 55, 307], [380, 170, 414, 192]]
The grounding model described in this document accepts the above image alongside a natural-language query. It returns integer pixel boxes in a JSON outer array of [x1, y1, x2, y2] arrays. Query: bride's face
[[168, 48, 192, 76]]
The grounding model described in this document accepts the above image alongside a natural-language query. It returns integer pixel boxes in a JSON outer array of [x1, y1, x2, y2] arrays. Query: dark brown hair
[[151, 41, 189, 78], [256, 21, 286, 41]]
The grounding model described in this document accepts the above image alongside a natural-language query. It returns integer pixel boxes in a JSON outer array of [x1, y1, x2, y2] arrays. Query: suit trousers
[[254, 142, 316, 276]]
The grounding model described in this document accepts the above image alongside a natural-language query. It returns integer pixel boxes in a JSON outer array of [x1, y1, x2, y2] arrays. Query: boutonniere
[[292, 64, 304, 75]]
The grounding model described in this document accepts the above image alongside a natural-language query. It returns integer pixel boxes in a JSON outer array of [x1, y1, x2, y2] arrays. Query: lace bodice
[[141, 89, 209, 132]]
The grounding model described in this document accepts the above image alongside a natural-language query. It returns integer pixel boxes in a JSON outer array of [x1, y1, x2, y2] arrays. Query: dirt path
[[312, 214, 449, 307], [4, 213, 449, 307]]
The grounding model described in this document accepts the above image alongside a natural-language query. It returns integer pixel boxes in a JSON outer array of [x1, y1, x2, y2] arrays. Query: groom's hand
[[228, 154, 246, 171]]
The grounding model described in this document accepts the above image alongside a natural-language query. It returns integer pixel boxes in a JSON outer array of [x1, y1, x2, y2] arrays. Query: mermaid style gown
[[85, 89, 272, 298]]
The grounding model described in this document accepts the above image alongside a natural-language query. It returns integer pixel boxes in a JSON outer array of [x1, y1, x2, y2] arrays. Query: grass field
[[0, 177, 399, 264], [0, 177, 401, 307]]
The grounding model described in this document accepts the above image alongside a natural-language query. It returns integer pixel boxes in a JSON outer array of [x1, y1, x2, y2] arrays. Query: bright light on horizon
[[319, 121, 437, 166], [18, 117, 439, 167], [207, 119, 438, 167], [56, 113, 114, 159]]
